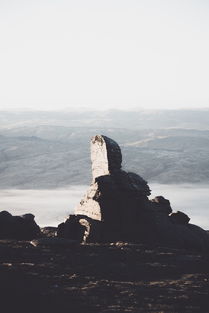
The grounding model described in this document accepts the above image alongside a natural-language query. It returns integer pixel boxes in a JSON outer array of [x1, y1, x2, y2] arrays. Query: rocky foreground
[[1, 134, 209, 313], [0, 237, 209, 313]]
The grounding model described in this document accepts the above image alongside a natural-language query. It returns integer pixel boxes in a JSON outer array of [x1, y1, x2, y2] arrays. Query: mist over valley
[[0, 184, 209, 229]]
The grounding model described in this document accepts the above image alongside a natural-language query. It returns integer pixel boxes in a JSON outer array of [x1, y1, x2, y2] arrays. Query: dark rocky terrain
[[0, 238, 209, 313]]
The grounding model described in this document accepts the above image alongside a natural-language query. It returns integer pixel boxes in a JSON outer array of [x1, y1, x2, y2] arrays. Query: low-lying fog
[[0, 186, 87, 227], [0, 184, 208, 229]]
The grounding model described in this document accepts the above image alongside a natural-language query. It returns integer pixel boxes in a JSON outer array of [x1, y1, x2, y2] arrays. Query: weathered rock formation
[[0, 211, 40, 239], [58, 135, 209, 252]]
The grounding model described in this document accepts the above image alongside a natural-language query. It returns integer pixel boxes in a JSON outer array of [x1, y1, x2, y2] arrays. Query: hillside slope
[[0, 125, 209, 188]]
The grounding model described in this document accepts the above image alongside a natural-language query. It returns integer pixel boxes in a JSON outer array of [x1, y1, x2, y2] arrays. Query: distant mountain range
[[0, 109, 209, 188]]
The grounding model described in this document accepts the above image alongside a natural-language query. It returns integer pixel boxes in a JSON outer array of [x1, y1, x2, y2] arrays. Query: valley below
[[0, 183, 209, 229]]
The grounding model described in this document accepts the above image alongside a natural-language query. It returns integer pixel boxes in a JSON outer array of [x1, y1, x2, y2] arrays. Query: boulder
[[57, 215, 86, 242], [0, 210, 40, 240], [151, 196, 172, 215], [57, 214, 102, 243], [0, 211, 13, 238], [169, 211, 190, 224]]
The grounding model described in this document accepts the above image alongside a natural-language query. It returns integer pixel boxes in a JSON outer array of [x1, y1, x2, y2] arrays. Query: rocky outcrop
[[0, 211, 40, 240], [169, 211, 190, 224], [58, 135, 209, 252], [151, 196, 172, 215]]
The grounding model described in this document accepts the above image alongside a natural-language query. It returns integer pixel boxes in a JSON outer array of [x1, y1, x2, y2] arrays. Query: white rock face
[[91, 135, 109, 181], [91, 135, 122, 181], [74, 182, 102, 221]]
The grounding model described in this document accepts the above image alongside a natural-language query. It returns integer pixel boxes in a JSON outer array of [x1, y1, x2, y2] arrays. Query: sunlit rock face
[[91, 135, 122, 180], [58, 135, 209, 252], [74, 181, 102, 221]]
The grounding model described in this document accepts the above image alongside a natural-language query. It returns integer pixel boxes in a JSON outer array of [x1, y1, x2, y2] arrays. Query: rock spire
[[58, 135, 209, 252]]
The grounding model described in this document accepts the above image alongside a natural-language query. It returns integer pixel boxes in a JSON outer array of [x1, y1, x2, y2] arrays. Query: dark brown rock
[[57, 215, 86, 242], [169, 211, 190, 224], [0, 210, 40, 240], [151, 196, 172, 215], [57, 215, 103, 243]]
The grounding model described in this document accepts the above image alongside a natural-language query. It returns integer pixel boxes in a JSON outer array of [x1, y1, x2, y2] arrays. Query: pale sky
[[0, 0, 209, 111]]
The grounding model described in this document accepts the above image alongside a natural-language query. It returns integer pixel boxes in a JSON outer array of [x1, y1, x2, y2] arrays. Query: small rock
[[169, 211, 190, 225], [0, 210, 40, 240]]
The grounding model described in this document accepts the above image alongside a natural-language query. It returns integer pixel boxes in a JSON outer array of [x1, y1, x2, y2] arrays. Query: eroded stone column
[[91, 135, 122, 180], [74, 135, 123, 220]]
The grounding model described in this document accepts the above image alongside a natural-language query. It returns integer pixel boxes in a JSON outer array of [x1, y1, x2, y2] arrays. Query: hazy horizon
[[1, 107, 209, 112]]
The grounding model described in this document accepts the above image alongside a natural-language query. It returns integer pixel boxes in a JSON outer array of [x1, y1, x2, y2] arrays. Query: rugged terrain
[[0, 239, 208, 313]]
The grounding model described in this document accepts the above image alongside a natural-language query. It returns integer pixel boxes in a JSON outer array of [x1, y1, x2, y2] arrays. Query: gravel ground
[[0, 240, 209, 313]]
